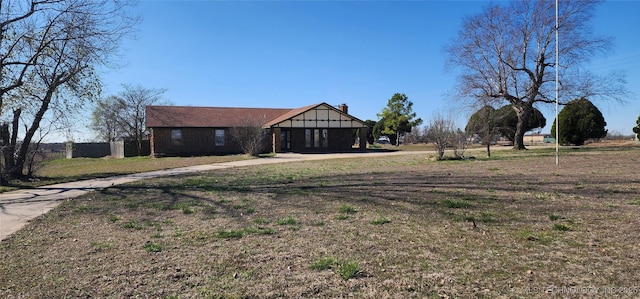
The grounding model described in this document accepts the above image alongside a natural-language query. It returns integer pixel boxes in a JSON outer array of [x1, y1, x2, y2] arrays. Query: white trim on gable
[[269, 103, 367, 129]]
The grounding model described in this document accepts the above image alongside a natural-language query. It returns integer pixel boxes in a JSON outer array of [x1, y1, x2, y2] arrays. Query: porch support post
[[149, 128, 156, 157], [272, 127, 281, 153], [359, 127, 368, 151]]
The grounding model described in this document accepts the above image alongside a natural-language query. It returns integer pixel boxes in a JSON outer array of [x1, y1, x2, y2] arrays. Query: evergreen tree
[[551, 98, 607, 145], [377, 93, 422, 146], [466, 105, 546, 144], [494, 105, 546, 143], [633, 115, 640, 141]]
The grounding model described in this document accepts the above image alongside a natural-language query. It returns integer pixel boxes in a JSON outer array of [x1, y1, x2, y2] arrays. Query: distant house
[[145, 103, 368, 157], [525, 133, 555, 144]]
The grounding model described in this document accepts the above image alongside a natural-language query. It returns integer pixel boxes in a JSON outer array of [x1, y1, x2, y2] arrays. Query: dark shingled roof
[[146, 105, 293, 128]]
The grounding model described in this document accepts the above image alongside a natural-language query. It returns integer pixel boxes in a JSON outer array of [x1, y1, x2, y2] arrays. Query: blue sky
[[96, 0, 639, 140]]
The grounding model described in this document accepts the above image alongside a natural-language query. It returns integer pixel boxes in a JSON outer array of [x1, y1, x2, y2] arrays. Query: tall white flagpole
[[555, 0, 559, 166]]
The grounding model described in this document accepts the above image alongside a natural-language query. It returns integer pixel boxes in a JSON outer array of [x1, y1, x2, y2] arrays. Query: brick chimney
[[338, 103, 348, 114]]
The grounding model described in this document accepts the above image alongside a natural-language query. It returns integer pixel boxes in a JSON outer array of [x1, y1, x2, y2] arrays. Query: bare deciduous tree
[[403, 125, 429, 144], [92, 85, 168, 155], [445, 0, 627, 150], [229, 116, 270, 156], [402, 128, 418, 144], [451, 129, 471, 159], [0, 0, 138, 180], [466, 105, 499, 157], [92, 96, 126, 142], [426, 115, 456, 160]]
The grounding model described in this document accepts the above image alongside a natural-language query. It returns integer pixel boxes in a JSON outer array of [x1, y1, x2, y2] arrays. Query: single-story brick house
[[145, 103, 368, 156]]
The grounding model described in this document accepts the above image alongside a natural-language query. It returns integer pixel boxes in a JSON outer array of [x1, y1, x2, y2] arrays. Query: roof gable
[[264, 103, 367, 129]]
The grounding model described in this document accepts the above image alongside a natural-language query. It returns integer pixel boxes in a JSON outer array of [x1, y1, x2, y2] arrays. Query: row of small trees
[[371, 92, 610, 160], [466, 97, 609, 152], [369, 93, 470, 160], [371, 0, 626, 159], [441, 0, 627, 152]]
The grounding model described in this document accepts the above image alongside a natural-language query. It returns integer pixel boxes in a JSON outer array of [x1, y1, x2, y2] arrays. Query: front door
[[280, 130, 291, 151]]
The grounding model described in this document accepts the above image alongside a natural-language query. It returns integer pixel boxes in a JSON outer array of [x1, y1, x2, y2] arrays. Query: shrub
[[426, 115, 455, 160], [549, 214, 563, 221], [553, 223, 572, 231], [335, 214, 350, 220], [443, 199, 471, 209], [339, 205, 357, 214], [310, 256, 337, 271], [551, 98, 607, 145], [254, 217, 269, 224], [337, 261, 362, 280], [372, 217, 390, 225], [143, 242, 163, 252], [277, 216, 298, 225], [122, 220, 145, 230]]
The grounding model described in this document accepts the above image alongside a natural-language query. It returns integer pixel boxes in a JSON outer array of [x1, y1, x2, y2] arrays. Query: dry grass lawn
[[2, 155, 252, 193], [1, 146, 640, 298]]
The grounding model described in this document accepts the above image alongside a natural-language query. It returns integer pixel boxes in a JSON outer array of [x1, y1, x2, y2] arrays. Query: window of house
[[215, 129, 225, 146], [314, 129, 320, 148], [171, 129, 182, 146], [305, 129, 312, 148], [305, 129, 329, 149], [280, 130, 291, 151], [321, 129, 328, 148]]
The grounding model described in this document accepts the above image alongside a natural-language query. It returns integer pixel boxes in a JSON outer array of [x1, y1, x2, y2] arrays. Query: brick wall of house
[[150, 127, 238, 156], [330, 128, 357, 152], [151, 127, 362, 156], [150, 127, 274, 157], [289, 129, 305, 152]]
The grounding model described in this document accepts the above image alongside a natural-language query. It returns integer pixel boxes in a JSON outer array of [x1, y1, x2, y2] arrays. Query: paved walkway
[[0, 151, 430, 241]]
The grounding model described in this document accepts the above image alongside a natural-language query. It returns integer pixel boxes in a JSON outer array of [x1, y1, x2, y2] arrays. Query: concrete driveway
[[0, 151, 430, 241]]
